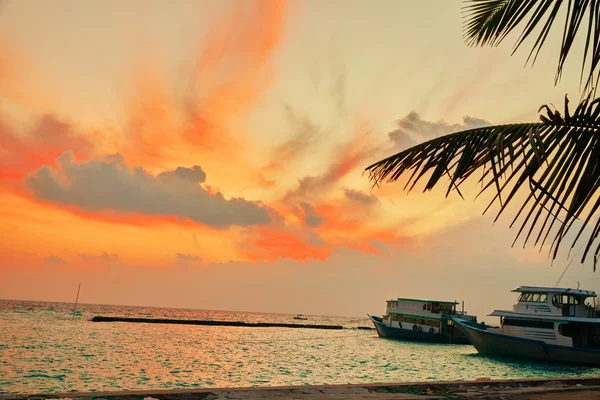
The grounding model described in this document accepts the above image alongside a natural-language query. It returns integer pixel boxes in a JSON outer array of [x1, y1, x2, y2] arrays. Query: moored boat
[[451, 286, 600, 366], [369, 297, 477, 344]]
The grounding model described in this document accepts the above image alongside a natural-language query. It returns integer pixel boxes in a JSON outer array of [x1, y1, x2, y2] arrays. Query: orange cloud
[[0, 193, 242, 266], [284, 123, 377, 201], [121, 65, 179, 169], [312, 200, 411, 254], [0, 115, 94, 189], [237, 184, 413, 263], [117, 0, 289, 190], [225, 116, 415, 263], [0, 3, 455, 268], [183, 0, 287, 149], [242, 226, 333, 263], [240, 211, 411, 263]]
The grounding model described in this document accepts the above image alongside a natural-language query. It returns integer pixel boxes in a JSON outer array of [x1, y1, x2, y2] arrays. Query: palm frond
[[366, 94, 600, 269], [463, 0, 600, 93]]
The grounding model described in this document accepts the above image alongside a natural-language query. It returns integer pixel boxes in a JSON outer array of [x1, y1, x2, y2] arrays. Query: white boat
[[451, 286, 600, 365], [293, 314, 308, 320], [369, 297, 478, 344]]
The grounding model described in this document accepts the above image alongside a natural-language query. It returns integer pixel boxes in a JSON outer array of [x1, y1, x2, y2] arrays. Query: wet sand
[[5, 376, 600, 399]]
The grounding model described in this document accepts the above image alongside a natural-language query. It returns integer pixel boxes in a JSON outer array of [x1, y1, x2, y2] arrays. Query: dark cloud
[[371, 240, 390, 255], [297, 202, 325, 227], [164, 166, 206, 183], [389, 112, 491, 149], [44, 255, 67, 265], [26, 153, 279, 228], [343, 188, 379, 206], [306, 231, 327, 247]]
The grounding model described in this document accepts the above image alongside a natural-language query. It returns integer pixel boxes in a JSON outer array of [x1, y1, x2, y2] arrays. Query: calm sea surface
[[1, 300, 599, 395]]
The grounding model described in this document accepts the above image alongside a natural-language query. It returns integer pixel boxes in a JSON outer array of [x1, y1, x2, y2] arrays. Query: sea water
[[1, 300, 599, 395]]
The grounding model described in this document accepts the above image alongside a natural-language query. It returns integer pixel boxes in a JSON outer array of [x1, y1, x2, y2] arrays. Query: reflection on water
[[0, 300, 598, 395]]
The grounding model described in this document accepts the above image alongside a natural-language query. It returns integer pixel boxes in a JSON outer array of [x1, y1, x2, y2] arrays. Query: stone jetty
[[91, 316, 350, 330]]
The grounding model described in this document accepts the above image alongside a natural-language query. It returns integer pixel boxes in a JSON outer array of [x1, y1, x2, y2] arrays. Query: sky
[[2, 0, 600, 321]]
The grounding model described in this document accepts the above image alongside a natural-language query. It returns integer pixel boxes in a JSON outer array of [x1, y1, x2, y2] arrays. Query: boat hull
[[451, 316, 600, 366], [369, 315, 470, 345]]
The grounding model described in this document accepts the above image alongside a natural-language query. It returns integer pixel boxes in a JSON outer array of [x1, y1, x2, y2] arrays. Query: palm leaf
[[463, 0, 600, 93], [366, 94, 600, 269]]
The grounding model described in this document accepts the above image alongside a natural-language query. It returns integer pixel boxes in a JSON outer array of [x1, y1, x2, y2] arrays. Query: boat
[[369, 297, 478, 344], [451, 286, 600, 366], [293, 314, 308, 320]]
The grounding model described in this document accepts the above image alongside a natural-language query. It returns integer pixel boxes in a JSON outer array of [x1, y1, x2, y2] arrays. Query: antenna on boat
[[72, 283, 81, 318], [553, 224, 589, 288], [553, 241, 587, 287], [553, 257, 574, 288]]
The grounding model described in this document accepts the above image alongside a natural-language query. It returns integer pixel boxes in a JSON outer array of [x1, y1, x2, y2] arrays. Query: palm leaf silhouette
[[463, 0, 600, 92], [366, 94, 600, 269]]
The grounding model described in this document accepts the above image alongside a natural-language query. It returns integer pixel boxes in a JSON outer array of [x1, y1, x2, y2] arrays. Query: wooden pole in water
[[72, 283, 81, 318]]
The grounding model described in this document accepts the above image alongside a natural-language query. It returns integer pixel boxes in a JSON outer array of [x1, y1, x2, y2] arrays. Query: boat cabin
[[512, 286, 598, 318], [489, 286, 600, 349], [386, 298, 459, 315], [383, 297, 476, 336]]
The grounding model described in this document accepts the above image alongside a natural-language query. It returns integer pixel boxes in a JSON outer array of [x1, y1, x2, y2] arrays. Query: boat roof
[[512, 286, 597, 297], [489, 310, 600, 323], [388, 297, 458, 305]]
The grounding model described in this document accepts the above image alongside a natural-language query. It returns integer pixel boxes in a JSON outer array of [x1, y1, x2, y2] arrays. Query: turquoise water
[[1, 300, 599, 395]]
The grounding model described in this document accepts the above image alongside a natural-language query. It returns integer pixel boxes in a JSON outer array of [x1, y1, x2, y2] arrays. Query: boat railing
[[441, 310, 468, 316]]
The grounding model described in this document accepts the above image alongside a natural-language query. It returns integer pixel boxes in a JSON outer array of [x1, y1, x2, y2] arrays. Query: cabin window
[[518, 293, 547, 303], [552, 295, 581, 307], [502, 318, 553, 329], [518, 293, 529, 302], [440, 304, 454, 312]]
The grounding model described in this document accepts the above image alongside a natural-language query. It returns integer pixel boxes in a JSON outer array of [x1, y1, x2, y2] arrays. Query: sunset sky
[[2, 0, 600, 320]]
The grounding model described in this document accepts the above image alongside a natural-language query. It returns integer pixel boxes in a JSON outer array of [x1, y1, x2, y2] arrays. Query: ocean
[[1, 300, 599, 395]]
